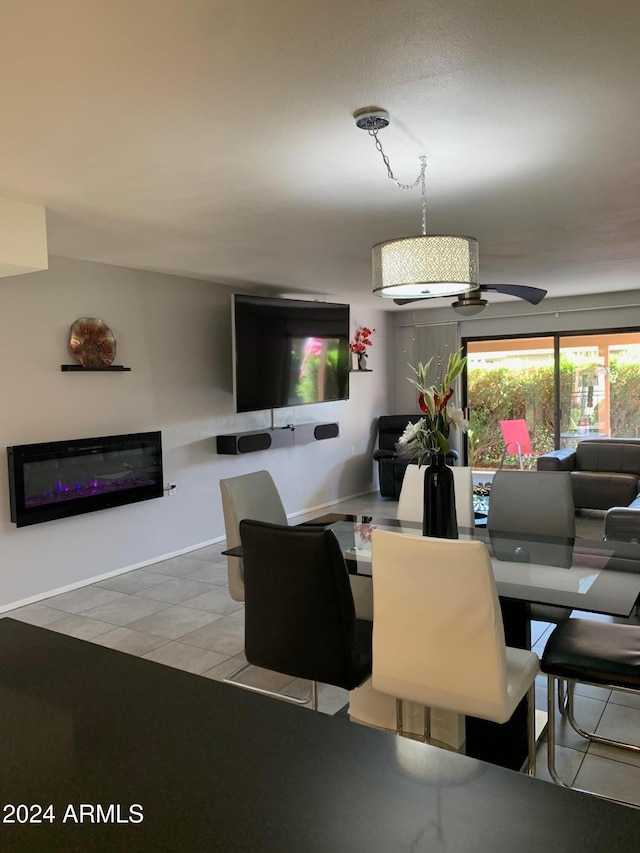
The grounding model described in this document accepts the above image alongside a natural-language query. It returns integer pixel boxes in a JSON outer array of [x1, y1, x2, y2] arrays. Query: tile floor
[[3, 493, 640, 808]]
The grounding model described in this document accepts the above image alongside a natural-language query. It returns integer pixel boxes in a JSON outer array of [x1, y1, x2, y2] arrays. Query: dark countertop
[[1, 618, 639, 852]]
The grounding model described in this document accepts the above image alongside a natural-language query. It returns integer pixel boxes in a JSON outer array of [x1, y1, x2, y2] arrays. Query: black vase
[[422, 453, 458, 539], [357, 352, 368, 370]]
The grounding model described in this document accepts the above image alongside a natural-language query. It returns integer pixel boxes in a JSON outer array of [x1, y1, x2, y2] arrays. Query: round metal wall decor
[[68, 318, 117, 368]]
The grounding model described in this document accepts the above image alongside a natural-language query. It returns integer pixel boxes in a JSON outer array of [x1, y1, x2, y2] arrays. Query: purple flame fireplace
[[7, 432, 163, 527]]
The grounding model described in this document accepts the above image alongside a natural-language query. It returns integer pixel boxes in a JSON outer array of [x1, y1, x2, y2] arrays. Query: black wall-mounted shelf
[[61, 365, 131, 372], [349, 369, 373, 373]]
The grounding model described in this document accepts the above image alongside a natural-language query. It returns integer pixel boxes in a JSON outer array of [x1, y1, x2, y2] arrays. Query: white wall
[[0, 256, 390, 608]]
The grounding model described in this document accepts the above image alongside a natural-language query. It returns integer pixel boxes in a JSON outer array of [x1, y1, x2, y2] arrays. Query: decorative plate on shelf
[[68, 318, 117, 368]]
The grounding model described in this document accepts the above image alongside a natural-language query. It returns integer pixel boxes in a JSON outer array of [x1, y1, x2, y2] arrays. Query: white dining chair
[[368, 528, 539, 775], [397, 463, 475, 529], [220, 470, 288, 602]]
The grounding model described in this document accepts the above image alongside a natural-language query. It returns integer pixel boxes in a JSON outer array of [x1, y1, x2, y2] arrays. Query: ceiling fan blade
[[393, 284, 547, 308], [479, 284, 547, 305]]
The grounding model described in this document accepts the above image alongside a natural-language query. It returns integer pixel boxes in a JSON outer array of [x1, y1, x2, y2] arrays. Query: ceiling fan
[[353, 108, 548, 314], [394, 283, 547, 316]]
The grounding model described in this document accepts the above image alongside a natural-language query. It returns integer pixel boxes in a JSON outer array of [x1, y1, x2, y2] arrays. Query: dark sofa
[[373, 414, 458, 498], [537, 438, 640, 510]]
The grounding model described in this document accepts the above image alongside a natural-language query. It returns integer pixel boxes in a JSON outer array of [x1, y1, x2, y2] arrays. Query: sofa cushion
[[576, 439, 640, 475], [571, 470, 640, 511]]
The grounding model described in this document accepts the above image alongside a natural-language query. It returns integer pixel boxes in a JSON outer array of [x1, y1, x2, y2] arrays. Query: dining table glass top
[[314, 513, 640, 619]]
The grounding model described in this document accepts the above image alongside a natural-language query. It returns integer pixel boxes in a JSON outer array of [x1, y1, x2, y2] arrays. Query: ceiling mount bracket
[[353, 107, 390, 131]]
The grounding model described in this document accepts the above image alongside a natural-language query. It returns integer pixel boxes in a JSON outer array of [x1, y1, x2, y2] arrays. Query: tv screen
[[232, 294, 350, 413]]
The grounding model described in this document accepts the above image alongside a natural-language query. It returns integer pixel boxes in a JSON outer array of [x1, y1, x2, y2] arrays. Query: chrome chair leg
[[423, 706, 432, 744], [557, 678, 568, 716], [395, 698, 404, 736], [224, 661, 312, 705], [547, 674, 640, 807], [527, 682, 536, 777], [565, 680, 640, 753], [546, 675, 571, 788]]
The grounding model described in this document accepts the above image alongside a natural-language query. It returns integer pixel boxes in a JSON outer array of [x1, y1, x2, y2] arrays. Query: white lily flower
[[397, 418, 426, 445], [446, 403, 469, 433]]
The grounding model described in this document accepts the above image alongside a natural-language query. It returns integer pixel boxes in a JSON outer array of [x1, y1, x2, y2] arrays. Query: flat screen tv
[[232, 294, 350, 413]]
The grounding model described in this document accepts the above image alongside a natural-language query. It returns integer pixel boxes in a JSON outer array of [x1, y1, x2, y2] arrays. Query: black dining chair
[[542, 617, 640, 805], [238, 519, 373, 710]]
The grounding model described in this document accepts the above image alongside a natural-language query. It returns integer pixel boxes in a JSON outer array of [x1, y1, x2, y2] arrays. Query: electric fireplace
[[7, 432, 164, 527]]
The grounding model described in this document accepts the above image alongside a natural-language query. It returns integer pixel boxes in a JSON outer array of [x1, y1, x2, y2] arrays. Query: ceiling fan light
[[372, 235, 479, 299], [451, 295, 488, 316]]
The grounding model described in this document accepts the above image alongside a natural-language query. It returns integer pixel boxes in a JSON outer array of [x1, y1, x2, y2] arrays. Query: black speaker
[[314, 423, 339, 441], [238, 432, 272, 453]]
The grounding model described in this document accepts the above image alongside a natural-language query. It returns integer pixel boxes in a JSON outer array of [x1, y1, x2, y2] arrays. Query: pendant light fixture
[[355, 107, 479, 300]]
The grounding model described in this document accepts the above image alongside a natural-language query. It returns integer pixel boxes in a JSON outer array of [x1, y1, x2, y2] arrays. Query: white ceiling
[[2, 0, 640, 311]]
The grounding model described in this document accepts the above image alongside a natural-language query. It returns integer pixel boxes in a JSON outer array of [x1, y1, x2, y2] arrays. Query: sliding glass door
[[559, 331, 640, 447], [464, 329, 640, 471]]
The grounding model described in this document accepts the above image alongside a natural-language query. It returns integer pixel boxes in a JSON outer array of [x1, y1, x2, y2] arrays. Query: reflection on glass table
[[319, 514, 640, 630]]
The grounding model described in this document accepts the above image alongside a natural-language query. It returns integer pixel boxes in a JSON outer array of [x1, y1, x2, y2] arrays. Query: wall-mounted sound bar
[[216, 422, 339, 455]]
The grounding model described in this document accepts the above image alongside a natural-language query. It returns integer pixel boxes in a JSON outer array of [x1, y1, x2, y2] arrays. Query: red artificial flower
[[349, 326, 376, 353]]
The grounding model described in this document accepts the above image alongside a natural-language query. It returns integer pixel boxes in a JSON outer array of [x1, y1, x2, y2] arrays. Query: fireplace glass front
[[8, 432, 163, 527]]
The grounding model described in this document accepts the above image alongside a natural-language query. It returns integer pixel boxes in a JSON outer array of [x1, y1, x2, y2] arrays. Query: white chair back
[[219, 470, 287, 601], [397, 464, 475, 529], [371, 529, 511, 722]]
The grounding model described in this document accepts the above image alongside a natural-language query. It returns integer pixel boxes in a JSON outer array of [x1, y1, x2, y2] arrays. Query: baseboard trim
[[0, 489, 378, 613]]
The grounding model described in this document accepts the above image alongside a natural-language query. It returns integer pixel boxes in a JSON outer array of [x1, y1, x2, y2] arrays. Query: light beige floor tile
[[574, 752, 640, 806], [127, 605, 223, 639], [45, 614, 116, 640], [180, 616, 245, 656], [534, 740, 585, 786], [550, 694, 607, 752], [2, 603, 68, 626], [573, 683, 612, 702], [81, 595, 170, 626], [187, 544, 228, 562], [595, 701, 640, 746], [180, 587, 244, 616], [146, 555, 213, 578], [531, 620, 552, 646], [45, 586, 127, 614], [183, 563, 230, 585], [588, 740, 640, 769], [142, 641, 229, 674], [136, 577, 215, 604], [95, 569, 172, 594], [91, 627, 168, 656], [315, 683, 350, 716], [280, 677, 314, 702], [607, 689, 640, 710]]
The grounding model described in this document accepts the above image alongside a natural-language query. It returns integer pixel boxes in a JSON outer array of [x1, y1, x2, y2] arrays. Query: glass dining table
[[305, 512, 640, 649]]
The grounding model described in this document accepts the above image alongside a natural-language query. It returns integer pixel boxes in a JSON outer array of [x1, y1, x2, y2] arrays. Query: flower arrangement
[[349, 326, 376, 354], [398, 348, 469, 465]]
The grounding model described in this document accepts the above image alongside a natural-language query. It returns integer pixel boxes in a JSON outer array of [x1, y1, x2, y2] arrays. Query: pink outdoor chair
[[499, 419, 537, 470]]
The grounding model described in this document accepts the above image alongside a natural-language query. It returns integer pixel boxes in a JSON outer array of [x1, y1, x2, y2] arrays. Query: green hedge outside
[[468, 359, 640, 468]]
